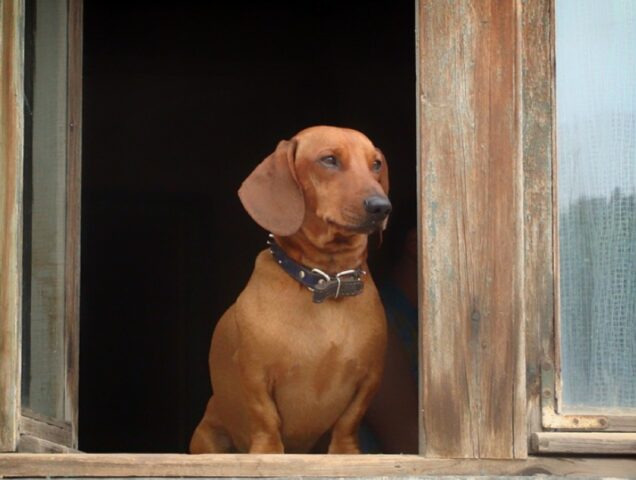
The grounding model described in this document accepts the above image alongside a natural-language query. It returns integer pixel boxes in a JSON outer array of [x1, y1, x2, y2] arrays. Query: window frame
[[0, 0, 24, 454], [0, 0, 81, 453], [527, 0, 636, 446], [1, 452, 636, 477], [418, 0, 525, 460], [1, 0, 635, 475]]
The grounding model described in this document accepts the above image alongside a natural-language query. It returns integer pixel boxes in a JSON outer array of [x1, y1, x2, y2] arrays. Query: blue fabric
[[359, 279, 419, 453], [379, 280, 419, 381]]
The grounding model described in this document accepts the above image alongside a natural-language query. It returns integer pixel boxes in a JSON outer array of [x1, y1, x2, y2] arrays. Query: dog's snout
[[363, 195, 392, 218]]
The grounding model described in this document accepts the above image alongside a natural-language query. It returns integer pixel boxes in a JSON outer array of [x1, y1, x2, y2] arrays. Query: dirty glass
[[21, 0, 69, 421], [556, 0, 636, 410]]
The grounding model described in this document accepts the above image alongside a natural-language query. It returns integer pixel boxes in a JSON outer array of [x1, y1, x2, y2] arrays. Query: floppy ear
[[238, 139, 305, 236]]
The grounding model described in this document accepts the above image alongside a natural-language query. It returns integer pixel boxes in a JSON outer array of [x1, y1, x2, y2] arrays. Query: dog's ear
[[238, 139, 305, 236]]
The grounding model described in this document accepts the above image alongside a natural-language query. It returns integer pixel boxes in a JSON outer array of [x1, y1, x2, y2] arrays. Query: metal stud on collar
[[267, 234, 366, 303]]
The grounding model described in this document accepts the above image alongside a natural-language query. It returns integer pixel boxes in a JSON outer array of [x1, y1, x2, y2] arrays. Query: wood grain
[[531, 432, 636, 455], [20, 411, 73, 447], [520, 0, 555, 443], [606, 415, 636, 432], [418, 0, 524, 458], [0, 0, 23, 453], [65, 0, 83, 449], [1, 454, 635, 477], [17, 435, 78, 453]]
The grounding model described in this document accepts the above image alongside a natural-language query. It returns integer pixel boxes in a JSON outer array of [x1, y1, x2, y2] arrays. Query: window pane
[[21, 0, 69, 420], [557, 0, 636, 410]]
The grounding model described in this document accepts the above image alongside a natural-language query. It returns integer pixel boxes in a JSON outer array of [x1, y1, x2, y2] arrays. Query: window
[[0, 0, 81, 453], [535, 0, 636, 449], [1, 0, 635, 476], [20, 0, 80, 451], [556, 0, 636, 414]]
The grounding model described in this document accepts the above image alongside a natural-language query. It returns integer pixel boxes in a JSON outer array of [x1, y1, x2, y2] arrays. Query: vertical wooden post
[[0, 0, 24, 453], [418, 0, 526, 458], [520, 0, 554, 445], [65, 0, 82, 449]]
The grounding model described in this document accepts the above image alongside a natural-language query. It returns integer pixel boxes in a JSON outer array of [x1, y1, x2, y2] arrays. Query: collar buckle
[[309, 267, 365, 303], [268, 235, 366, 303]]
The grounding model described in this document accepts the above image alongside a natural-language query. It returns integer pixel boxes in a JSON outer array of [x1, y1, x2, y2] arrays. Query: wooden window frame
[[1, 0, 635, 476], [522, 0, 636, 454], [0, 0, 25, 454], [0, 0, 81, 454]]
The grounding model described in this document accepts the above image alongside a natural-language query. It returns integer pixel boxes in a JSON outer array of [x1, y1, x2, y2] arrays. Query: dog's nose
[[363, 195, 392, 218]]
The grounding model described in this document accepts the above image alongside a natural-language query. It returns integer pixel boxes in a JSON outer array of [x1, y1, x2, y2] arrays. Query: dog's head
[[238, 126, 390, 237]]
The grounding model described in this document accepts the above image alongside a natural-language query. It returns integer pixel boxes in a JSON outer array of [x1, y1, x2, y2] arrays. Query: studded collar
[[267, 235, 366, 303]]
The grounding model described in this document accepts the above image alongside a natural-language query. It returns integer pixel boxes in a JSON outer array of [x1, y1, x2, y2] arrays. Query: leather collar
[[267, 234, 366, 303]]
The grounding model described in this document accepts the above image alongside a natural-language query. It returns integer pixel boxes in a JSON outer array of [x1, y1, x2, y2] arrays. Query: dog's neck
[[275, 224, 368, 274]]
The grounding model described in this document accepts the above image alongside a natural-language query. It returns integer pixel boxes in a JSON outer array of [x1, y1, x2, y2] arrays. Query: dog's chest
[[267, 296, 382, 423], [273, 293, 379, 366], [275, 310, 370, 382], [230, 261, 387, 451]]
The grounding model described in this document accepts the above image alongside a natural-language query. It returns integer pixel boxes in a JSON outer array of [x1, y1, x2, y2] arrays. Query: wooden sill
[[532, 432, 636, 455], [0, 453, 635, 477]]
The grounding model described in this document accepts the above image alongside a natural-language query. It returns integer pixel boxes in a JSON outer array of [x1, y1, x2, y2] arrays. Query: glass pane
[[557, 0, 636, 410], [21, 0, 69, 420]]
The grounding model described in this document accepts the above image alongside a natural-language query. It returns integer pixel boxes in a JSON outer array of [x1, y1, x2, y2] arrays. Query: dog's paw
[[249, 433, 285, 454], [327, 436, 360, 454]]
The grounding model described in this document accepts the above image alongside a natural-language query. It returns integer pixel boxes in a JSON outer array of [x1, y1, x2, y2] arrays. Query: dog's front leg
[[241, 370, 284, 453], [328, 372, 381, 454]]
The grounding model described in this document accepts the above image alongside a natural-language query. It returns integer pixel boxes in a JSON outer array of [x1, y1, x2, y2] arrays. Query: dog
[[190, 126, 391, 454]]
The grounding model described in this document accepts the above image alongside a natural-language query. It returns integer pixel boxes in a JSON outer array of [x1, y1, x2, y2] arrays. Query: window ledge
[[531, 432, 636, 455], [0, 453, 635, 477]]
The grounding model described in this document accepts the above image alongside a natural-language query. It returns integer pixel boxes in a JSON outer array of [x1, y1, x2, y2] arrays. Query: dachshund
[[190, 126, 391, 454]]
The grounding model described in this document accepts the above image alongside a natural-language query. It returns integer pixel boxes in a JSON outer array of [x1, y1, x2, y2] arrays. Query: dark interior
[[79, 0, 416, 453]]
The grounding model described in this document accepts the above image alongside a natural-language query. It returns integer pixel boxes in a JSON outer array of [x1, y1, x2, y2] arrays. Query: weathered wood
[[605, 415, 636, 432], [20, 410, 73, 446], [1, 454, 635, 477], [520, 0, 555, 448], [65, 0, 83, 449], [539, 364, 636, 432], [549, 0, 564, 422], [0, 0, 23, 453], [415, 0, 424, 455], [17, 435, 78, 453], [544, 408, 636, 433], [531, 432, 636, 455], [418, 0, 524, 458]]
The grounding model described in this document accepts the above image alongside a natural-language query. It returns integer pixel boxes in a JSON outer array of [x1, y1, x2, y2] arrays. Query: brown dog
[[190, 126, 391, 454]]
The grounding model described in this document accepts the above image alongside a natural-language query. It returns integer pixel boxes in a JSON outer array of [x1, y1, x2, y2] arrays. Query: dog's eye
[[372, 159, 382, 172], [319, 155, 339, 169]]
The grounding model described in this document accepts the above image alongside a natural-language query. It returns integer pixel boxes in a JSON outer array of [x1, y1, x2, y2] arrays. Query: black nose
[[363, 195, 392, 217]]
